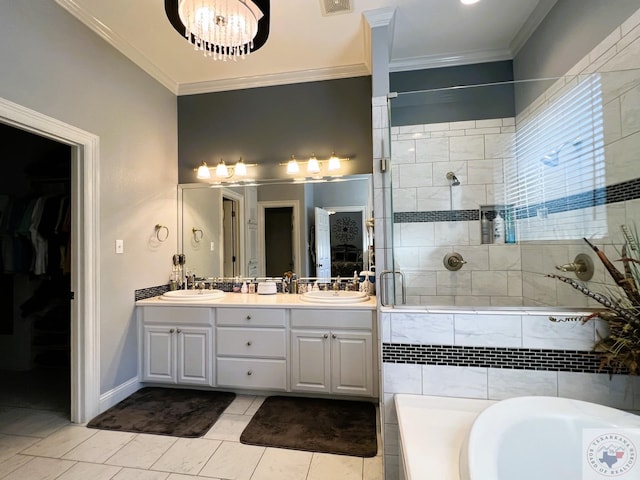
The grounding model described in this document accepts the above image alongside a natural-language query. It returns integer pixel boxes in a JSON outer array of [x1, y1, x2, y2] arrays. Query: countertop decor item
[[548, 225, 640, 374]]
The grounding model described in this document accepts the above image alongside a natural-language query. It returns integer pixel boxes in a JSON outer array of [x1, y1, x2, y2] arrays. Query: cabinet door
[[143, 325, 176, 383], [291, 329, 330, 393], [177, 326, 212, 386], [331, 331, 373, 396]]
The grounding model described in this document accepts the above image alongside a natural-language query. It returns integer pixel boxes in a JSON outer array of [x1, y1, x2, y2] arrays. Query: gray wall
[[514, 0, 640, 111], [389, 61, 515, 125], [177, 77, 373, 183], [0, 1, 178, 395]]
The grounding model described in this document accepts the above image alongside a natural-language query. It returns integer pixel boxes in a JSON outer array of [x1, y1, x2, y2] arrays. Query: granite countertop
[[136, 292, 377, 310]]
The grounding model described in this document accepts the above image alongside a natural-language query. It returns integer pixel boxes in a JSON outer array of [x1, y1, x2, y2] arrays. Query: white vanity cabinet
[[290, 309, 375, 397], [215, 308, 288, 391], [138, 307, 213, 387]]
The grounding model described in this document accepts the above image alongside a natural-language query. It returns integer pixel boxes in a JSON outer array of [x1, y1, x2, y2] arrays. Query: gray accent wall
[[0, 1, 178, 395], [177, 77, 373, 183], [389, 61, 515, 126], [514, 0, 640, 111]]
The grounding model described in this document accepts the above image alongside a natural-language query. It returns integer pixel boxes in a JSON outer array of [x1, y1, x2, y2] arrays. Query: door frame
[[0, 96, 100, 423], [258, 200, 300, 277]]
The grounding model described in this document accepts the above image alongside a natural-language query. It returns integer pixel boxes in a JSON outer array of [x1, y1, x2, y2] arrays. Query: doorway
[[258, 200, 300, 278], [0, 96, 100, 423], [0, 123, 71, 414]]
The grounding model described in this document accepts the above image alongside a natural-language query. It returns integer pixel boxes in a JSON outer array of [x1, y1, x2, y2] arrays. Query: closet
[[0, 122, 71, 414]]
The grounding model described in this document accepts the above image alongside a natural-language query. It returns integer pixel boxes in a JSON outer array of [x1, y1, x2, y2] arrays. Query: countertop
[[136, 292, 377, 310]]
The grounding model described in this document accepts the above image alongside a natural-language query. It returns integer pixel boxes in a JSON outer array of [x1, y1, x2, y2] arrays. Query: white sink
[[300, 290, 369, 304], [161, 289, 226, 301]]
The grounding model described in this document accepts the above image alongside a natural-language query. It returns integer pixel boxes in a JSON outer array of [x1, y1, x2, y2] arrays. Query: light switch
[[115, 239, 124, 254], [210, 241, 215, 251]]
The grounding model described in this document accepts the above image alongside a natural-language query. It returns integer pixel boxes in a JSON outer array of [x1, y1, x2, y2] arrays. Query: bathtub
[[395, 394, 640, 480]]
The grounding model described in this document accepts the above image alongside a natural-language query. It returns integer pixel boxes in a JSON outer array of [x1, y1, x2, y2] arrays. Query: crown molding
[[55, 0, 179, 94], [389, 48, 513, 73], [510, 0, 558, 56], [177, 63, 371, 95]]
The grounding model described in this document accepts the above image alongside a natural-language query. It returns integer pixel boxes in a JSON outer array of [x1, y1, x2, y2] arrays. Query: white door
[[314, 207, 331, 280]]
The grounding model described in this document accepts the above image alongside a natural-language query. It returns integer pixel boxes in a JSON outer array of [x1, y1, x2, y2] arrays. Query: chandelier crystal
[[178, 0, 264, 61]]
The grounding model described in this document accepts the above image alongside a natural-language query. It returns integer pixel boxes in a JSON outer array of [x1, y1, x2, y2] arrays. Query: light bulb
[[286, 155, 300, 174], [307, 155, 320, 174], [328, 153, 341, 171], [234, 157, 247, 176], [197, 161, 211, 179], [215, 159, 229, 178]]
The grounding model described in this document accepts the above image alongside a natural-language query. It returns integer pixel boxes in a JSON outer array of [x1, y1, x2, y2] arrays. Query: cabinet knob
[[246, 315, 252, 321], [332, 334, 337, 339], [323, 334, 328, 339], [169, 328, 175, 333], [247, 370, 253, 376], [246, 340, 252, 346], [176, 328, 182, 334]]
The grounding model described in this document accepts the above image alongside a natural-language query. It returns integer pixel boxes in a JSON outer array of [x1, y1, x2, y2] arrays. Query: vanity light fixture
[[195, 157, 255, 180], [164, 0, 271, 62], [460, 0, 481, 5], [286, 155, 300, 174]]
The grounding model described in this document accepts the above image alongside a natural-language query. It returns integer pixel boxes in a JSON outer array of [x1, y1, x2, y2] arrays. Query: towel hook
[[155, 224, 169, 242], [192, 227, 203, 242]]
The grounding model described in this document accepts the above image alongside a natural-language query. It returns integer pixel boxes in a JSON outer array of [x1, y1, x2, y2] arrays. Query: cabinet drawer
[[216, 358, 287, 390], [141, 306, 212, 325], [290, 309, 372, 330], [216, 328, 286, 358], [217, 308, 286, 327]]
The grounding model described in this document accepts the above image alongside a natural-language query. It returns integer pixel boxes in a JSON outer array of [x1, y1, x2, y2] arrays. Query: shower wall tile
[[453, 314, 522, 347], [433, 221, 470, 245], [422, 365, 488, 399], [451, 184, 487, 210], [488, 244, 521, 270], [476, 119, 504, 129], [449, 135, 485, 160], [416, 185, 451, 211], [397, 163, 433, 188], [405, 271, 437, 297], [471, 271, 508, 296], [390, 313, 454, 345], [484, 132, 514, 158], [621, 83, 640, 136], [507, 271, 523, 297], [490, 296, 523, 307], [436, 271, 472, 296], [450, 120, 476, 130], [488, 368, 558, 400], [454, 246, 489, 270], [467, 159, 501, 185], [521, 315, 596, 350], [455, 295, 492, 307], [415, 137, 449, 163], [603, 98, 623, 144], [431, 160, 466, 186]]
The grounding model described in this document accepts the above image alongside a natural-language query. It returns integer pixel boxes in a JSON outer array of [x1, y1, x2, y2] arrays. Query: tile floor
[[0, 393, 384, 480]]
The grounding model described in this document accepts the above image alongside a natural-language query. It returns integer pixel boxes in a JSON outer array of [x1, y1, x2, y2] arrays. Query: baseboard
[[98, 376, 141, 413]]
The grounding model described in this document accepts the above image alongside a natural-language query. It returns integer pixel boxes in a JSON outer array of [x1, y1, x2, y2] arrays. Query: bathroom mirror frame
[[177, 174, 373, 280]]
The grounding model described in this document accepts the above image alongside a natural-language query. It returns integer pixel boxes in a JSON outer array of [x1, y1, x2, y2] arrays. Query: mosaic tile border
[[135, 285, 170, 301], [382, 343, 611, 373], [394, 178, 640, 224]]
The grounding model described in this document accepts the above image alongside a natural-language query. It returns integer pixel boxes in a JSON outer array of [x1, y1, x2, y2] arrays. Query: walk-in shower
[[383, 68, 640, 309]]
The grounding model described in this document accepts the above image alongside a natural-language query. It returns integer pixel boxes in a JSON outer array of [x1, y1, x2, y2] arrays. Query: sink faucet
[[333, 276, 341, 292]]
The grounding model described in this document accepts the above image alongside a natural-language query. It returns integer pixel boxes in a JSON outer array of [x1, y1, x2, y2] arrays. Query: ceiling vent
[[320, 0, 353, 16]]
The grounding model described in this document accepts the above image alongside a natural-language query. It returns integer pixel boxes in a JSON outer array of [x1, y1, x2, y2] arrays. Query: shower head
[[446, 172, 460, 186]]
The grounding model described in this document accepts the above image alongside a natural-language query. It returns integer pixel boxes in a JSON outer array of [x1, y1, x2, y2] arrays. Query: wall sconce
[[196, 157, 255, 180], [281, 153, 348, 176]]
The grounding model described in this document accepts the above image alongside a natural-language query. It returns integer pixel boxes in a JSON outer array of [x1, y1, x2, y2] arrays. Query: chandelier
[[165, 0, 270, 61]]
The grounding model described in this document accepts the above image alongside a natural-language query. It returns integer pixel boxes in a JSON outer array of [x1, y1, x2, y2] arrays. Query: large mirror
[[178, 175, 373, 280]]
